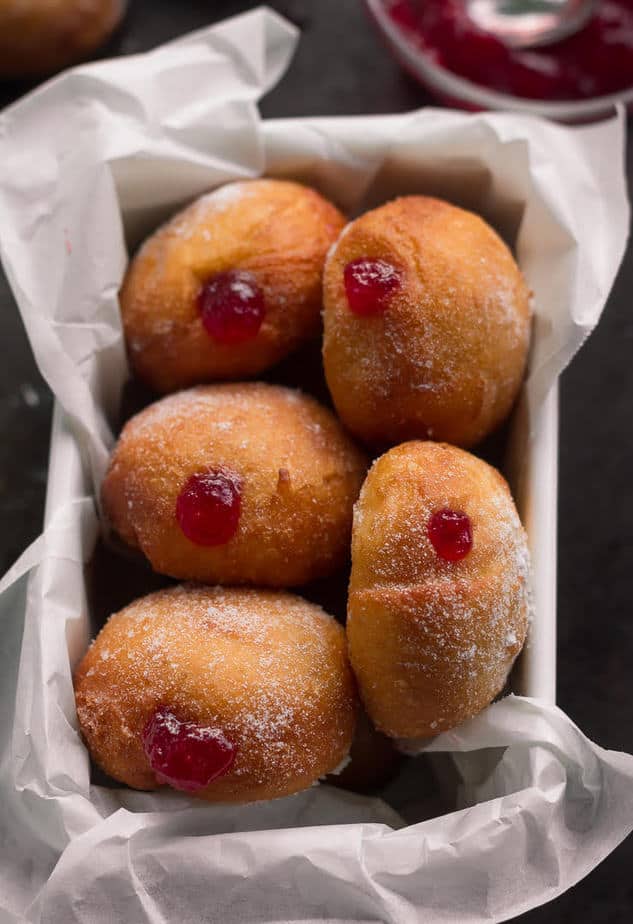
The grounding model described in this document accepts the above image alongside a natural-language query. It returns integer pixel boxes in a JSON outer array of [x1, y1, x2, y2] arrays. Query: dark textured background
[[1, 1, 631, 920]]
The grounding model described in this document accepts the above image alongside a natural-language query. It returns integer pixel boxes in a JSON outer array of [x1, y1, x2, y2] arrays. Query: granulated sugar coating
[[323, 196, 531, 449], [347, 441, 530, 739], [74, 585, 358, 803], [101, 383, 367, 587], [120, 178, 346, 393]]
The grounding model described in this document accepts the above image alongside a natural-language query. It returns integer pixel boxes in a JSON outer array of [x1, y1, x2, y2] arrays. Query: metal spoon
[[466, 0, 597, 48]]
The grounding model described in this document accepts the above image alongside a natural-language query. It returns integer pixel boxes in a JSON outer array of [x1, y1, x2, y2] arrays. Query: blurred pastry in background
[[0, 0, 126, 78]]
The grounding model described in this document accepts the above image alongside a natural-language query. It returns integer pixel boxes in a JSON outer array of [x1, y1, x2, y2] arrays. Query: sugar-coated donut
[[74, 585, 357, 802], [102, 383, 367, 586], [323, 196, 531, 448], [120, 179, 346, 393], [347, 441, 530, 738], [0, 0, 124, 77]]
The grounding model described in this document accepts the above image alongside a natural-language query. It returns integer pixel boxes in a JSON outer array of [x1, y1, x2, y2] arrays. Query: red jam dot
[[142, 707, 236, 792], [344, 258, 402, 316], [197, 270, 265, 344], [176, 469, 241, 546], [427, 509, 473, 562]]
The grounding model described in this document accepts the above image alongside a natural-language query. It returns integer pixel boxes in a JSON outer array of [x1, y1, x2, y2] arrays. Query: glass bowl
[[365, 0, 633, 122]]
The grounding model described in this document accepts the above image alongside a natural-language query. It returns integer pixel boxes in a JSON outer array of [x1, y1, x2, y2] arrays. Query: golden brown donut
[[120, 179, 346, 393], [0, 0, 124, 77], [102, 383, 367, 586], [74, 585, 358, 802], [347, 441, 530, 739], [323, 196, 531, 448]]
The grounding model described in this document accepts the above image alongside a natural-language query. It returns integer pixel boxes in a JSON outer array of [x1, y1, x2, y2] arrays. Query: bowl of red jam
[[366, 0, 633, 120]]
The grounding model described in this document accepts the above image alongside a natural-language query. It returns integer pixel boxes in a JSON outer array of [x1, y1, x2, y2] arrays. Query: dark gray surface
[[0, 1, 631, 920]]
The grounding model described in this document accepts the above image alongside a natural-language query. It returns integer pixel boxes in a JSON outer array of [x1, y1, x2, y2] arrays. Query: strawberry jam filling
[[176, 469, 242, 546], [143, 707, 236, 792], [198, 270, 265, 344], [344, 258, 402, 316], [427, 508, 473, 561]]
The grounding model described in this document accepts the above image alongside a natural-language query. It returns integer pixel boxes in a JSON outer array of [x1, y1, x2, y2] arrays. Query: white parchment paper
[[0, 7, 632, 922]]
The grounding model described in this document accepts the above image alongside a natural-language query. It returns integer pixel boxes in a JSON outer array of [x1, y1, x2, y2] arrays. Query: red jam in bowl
[[387, 0, 633, 101]]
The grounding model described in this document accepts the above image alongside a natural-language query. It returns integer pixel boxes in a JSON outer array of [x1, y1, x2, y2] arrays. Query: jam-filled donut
[[0, 0, 125, 77], [323, 196, 531, 448], [102, 383, 367, 586], [74, 585, 357, 802], [120, 179, 346, 393], [347, 441, 530, 739]]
